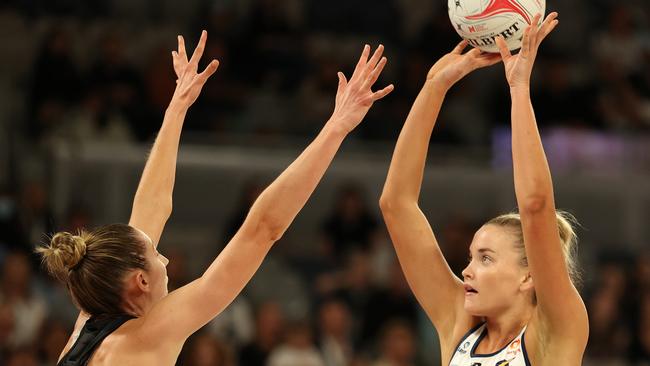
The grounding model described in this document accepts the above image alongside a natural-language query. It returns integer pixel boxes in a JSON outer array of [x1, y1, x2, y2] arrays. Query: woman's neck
[[480, 303, 535, 353]]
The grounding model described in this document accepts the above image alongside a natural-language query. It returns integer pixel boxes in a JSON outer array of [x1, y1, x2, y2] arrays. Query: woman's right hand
[[427, 40, 500, 91]]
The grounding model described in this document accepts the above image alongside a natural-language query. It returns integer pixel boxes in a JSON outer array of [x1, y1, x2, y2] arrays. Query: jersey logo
[[495, 360, 510, 366], [457, 340, 471, 354]]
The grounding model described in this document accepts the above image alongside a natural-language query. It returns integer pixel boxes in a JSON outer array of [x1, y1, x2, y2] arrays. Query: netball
[[448, 0, 546, 52]]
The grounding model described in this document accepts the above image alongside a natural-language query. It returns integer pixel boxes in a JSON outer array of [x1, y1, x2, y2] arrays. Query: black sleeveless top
[[58, 314, 134, 366]]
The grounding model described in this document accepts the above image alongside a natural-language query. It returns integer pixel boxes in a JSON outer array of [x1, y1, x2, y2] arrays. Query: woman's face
[[137, 230, 169, 302], [461, 225, 531, 317]]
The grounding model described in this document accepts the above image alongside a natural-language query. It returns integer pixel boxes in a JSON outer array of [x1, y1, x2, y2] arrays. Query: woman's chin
[[463, 299, 485, 316]]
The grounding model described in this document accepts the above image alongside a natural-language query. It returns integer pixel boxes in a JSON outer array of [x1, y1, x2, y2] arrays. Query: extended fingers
[[538, 12, 559, 42], [372, 84, 394, 101], [362, 56, 387, 90], [529, 13, 542, 40], [366, 44, 384, 72], [188, 30, 208, 67], [178, 35, 188, 62], [197, 59, 219, 83], [452, 40, 469, 54], [520, 24, 532, 59], [337, 71, 348, 94], [353, 45, 371, 76], [355, 44, 384, 82], [495, 36, 512, 60]]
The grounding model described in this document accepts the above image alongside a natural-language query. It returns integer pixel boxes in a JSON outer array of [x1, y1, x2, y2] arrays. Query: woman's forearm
[[245, 121, 348, 242], [381, 80, 447, 204], [510, 87, 554, 210], [130, 101, 188, 227]]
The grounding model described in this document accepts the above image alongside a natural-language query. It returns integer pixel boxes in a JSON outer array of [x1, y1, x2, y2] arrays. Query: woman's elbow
[[245, 215, 285, 244], [379, 195, 415, 220], [518, 195, 550, 215]]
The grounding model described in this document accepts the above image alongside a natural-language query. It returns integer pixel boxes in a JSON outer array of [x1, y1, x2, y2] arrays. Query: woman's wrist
[[510, 85, 531, 96], [424, 78, 450, 95]]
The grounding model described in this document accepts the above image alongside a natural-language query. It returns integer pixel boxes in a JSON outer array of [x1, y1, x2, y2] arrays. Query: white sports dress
[[449, 322, 531, 366]]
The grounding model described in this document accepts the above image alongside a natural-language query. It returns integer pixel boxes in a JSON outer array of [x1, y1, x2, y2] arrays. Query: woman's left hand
[[171, 30, 219, 108], [497, 12, 559, 89], [427, 41, 501, 91]]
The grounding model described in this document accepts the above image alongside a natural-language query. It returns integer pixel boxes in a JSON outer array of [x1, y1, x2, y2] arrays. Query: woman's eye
[[482, 256, 491, 263]]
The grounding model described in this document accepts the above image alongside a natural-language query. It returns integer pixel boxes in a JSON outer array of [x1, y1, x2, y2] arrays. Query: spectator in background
[[372, 320, 416, 366], [222, 181, 265, 246], [592, 5, 647, 77], [87, 31, 145, 141], [207, 296, 255, 350], [18, 181, 56, 248], [0, 188, 27, 252], [596, 59, 649, 130], [37, 319, 70, 365], [322, 183, 379, 260], [28, 28, 80, 140], [585, 261, 632, 364], [61, 202, 92, 234], [438, 215, 479, 277], [267, 320, 325, 366], [0, 303, 15, 360], [5, 347, 39, 366], [534, 54, 599, 129], [182, 332, 234, 366], [633, 252, 650, 294], [592, 5, 650, 130], [245, 0, 307, 93], [629, 49, 650, 129], [319, 250, 376, 319], [189, 35, 249, 134], [359, 260, 418, 350], [239, 301, 285, 366], [316, 297, 354, 366], [39, 276, 78, 334], [144, 44, 178, 128], [629, 254, 650, 363], [56, 83, 134, 144], [630, 293, 650, 363], [0, 252, 46, 348], [297, 53, 343, 136]]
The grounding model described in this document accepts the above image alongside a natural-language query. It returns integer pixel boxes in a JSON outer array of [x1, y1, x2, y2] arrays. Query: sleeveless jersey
[[449, 322, 531, 366], [58, 314, 133, 366]]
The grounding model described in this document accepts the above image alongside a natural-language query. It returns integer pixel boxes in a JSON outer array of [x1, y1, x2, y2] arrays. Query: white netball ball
[[448, 0, 545, 53]]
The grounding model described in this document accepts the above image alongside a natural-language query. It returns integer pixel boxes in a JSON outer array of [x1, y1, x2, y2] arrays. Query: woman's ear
[[520, 272, 534, 293]]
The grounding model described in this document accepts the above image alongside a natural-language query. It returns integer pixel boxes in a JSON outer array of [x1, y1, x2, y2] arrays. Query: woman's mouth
[[464, 284, 478, 295]]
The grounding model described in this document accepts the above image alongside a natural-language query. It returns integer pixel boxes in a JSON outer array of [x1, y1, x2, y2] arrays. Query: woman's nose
[[462, 263, 473, 280]]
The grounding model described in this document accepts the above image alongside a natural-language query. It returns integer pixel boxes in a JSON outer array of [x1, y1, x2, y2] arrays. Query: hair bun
[[39, 232, 87, 281]]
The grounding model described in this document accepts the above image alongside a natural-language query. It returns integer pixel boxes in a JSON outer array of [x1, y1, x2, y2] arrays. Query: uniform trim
[[470, 325, 526, 358], [521, 330, 532, 366], [449, 321, 485, 362]]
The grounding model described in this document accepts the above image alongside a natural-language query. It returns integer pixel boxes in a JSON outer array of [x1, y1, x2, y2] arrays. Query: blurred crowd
[[1, 180, 650, 365], [1, 0, 650, 365], [0, 0, 648, 148]]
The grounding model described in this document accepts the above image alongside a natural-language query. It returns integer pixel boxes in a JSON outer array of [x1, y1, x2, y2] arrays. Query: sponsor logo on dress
[[506, 339, 521, 358], [457, 341, 471, 354]]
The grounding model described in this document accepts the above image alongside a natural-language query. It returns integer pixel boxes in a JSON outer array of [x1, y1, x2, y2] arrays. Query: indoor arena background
[[0, 0, 649, 365]]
